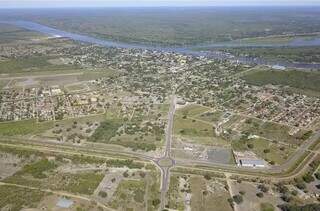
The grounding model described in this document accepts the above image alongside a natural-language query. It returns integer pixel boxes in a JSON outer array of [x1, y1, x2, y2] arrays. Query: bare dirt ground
[[229, 180, 282, 211], [0, 152, 29, 180], [93, 168, 126, 203], [23, 194, 102, 211]]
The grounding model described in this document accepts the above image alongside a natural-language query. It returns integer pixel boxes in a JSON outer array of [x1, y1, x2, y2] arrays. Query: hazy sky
[[1, 0, 320, 8]]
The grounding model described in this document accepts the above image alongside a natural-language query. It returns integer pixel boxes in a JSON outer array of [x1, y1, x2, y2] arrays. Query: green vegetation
[[77, 69, 119, 81], [0, 120, 53, 136], [88, 119, 122, 143], [147, 171, 161, 211], [22, 159, 56, 179], [176, 104, 210, 117], [0, 23, 43, 44], [278, 203, 320, 211], [232, 138, 294, 165], [197, 111, 224, 124], [238, 118, 302, 145], [0, 145, 43, 158], [174, 115, 212, 138], [110, 179, 146, 209], [260, 203, 274, 211], [0, 185, 44, 211], [58, 172, 104, 195], [105, 159, 144, 169], [167, 175, 184, 210], [189, 176, 232, 211], [0, 57, 76, 74], [242, 69, 320, 92], [4, 156, 104, 195], [30, 7, 320, 46], [172, 167, 225, 178], [222, 46, 320, 63]]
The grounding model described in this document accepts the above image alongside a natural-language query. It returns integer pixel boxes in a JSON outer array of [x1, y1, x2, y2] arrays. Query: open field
[[242, 68, 320, 92], [0, 120, 54, 136], [167, 174, 232, 211], [174, 114, 229, 146], [237, 117, 306, 146], [0, 185, 45, 211], [221, 46, 320, 63], [232, 137, 295, 165], [0, 23, 44, 44], [0, 56, 78, 74], [176, 104, 211, 117]]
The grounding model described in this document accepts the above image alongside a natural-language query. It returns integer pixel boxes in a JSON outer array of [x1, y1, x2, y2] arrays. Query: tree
[[263, 149, 270, 153], [98, 191, 107, 198], [303, 174, 315, 183], [258, 184, 269, 193], [204, 174, 212, 180], [152, 199, 161, 206], [247, 143, 254, 149], [233, 194, 243, 204], [256, 192, 264, 198]]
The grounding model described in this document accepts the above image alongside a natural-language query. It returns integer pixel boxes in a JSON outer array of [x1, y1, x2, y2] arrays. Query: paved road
[[164, 95, 176, 157], [0, 102, 318, 211], [155, 94, 177, 210], [0, 72, 83, 80]]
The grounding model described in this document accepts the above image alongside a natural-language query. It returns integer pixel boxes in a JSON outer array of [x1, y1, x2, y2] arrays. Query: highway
[[154, 94, 176, 210], [0, 93, 319, 211]]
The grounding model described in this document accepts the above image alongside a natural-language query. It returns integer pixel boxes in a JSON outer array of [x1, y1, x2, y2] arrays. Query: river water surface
[[2, 20, 320, 69]]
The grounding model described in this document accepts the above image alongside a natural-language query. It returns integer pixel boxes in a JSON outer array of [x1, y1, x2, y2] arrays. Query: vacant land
[[109, 179, 146, 210], [88, 119, 123, 143], [0, 120, 54, 136], [232, 137, 295, 165], [0, 57, 78, 74], [189, 176, 232, 211], [5, 157, 105, 195], [0, 185, 45, 211], [242, 69, 320, 92], [0, 23, 44, 44], [222, 46, 320, 63]]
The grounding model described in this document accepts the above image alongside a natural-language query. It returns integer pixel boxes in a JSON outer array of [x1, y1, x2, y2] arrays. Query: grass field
[[57, 172, 104, 195], [0, 23, 44, 44], [88, 119, 123, 143], [109, 179, 146, 210], [0, 57, 77, 74], [232, 138, 295, 165], [167, 175, 184, 210], [222, 46, 320, 63], [176, 104, 211, 117], [238, 117, 305, 145], [174, 112, 230, 146], [5, 157, 105, 195], [242, 68, 320, 92], [0, 185, 45, 211], [0, 120, 53, 136], [196, 110, 224, 124], [189, 176, 232, 211]]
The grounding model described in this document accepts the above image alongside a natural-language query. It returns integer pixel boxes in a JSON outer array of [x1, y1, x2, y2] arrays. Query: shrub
[[98, 191, 107, 198], [233, 194, 243, 204], [256, 192, 264, 198]]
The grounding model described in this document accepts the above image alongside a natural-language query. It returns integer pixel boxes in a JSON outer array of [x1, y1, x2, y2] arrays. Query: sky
[[0, 0, 320, 8]]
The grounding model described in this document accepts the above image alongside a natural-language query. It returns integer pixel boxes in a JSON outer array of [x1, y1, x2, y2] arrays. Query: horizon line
[[1, 5, 320, 9]]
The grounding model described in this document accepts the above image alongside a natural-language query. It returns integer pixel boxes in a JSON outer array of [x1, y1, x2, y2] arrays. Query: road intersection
[[0, 93, 319, 210]]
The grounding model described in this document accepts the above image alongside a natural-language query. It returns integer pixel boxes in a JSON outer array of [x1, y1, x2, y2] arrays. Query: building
[[233, 151, 267, 168]]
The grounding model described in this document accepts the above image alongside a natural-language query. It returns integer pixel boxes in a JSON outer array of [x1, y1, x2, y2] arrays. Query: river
[[2, 20, 320, 69]]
